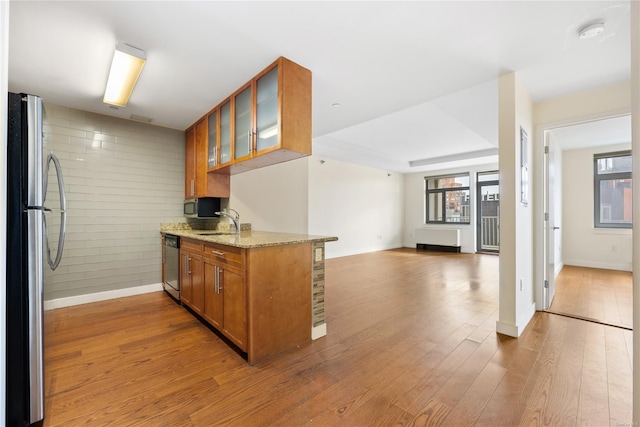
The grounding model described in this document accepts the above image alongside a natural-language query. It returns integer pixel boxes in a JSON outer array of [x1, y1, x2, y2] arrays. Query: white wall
[[308, 155, 404, 259], [230, 157, 309, 234], [42, 104, 185, 301], [497, 72, 535, 338], [403, 163, 498, 253], [231, 154, 404, 259], [561, 143, 632, 271], [535, 81, 630, 126], [1, 1, 9, 420]]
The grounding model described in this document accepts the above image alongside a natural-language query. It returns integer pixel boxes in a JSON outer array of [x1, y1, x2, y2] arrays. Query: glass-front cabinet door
[[187, 57, 310, 176], [207, 110, 218, 169], [234, 85, 252, 160], [256, 65, 279, 152], [219, 100, 231, 165]]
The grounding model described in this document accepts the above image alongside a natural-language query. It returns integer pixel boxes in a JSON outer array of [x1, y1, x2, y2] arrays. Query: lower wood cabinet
[[180, 247, 203, 316], [202, 261, 223, 329], [179, 237, 312, 364], [203, 258, 247, 350]]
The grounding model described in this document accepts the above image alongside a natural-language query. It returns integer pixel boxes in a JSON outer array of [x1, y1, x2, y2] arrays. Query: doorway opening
[[477, 171, 499, 254], [541, 114, 632, 330]]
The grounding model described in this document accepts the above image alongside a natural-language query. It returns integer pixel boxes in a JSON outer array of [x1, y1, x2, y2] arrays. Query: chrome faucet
[[215, 208, 240, 234]]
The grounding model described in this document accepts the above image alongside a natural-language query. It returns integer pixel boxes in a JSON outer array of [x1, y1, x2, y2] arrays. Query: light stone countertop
[[161, 228, 338, 249]]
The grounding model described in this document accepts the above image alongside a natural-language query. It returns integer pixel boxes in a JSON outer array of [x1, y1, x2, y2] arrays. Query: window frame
[[425, 173, 471, 224], [593, 150, 632, 229]]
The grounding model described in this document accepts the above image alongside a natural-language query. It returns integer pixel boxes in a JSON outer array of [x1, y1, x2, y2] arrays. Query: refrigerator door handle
[[44, 153, 67, 270]]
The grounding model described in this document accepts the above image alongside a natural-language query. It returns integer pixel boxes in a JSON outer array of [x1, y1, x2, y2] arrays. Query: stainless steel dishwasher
[[163, 234, 180, 302]]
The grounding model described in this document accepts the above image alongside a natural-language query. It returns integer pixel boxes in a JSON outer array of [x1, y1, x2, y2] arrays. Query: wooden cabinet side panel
[[247, 243, 312, 364], [185, 127, 196, 198], [280, 58, 312, 155], [206, 172, 230, 198]]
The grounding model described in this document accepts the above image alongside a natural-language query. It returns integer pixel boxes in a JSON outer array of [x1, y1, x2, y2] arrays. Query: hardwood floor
[[548, 265, 633, 330], [43, 249, 633, 426]]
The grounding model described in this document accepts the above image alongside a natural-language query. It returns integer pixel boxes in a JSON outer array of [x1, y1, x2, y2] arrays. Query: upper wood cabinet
[[200, 57, 311, 175], [184, 118, 230, 199]]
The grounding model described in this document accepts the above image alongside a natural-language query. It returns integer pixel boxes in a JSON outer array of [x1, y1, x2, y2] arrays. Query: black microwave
[[184, 198, 221, 219]]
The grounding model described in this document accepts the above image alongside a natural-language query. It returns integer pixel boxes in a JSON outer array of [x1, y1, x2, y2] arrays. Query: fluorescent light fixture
[[103, 42, 146, 107]]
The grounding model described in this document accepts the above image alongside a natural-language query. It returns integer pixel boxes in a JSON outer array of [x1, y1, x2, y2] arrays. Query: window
[[425, 173, 470, 224], [594, 151, 632, 228]]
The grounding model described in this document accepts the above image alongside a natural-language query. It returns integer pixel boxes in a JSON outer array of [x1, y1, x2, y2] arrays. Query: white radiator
[[415, 228, 460, 247]]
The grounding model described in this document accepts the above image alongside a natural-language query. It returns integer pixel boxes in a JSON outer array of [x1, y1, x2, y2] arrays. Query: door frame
[[534, 110, 631, 311]]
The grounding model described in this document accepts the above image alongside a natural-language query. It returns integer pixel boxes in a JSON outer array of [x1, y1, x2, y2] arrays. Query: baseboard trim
[[325, 244, 404, 260], [554, 261, 565, 277], [496, 303, 536, 338], [563, 259, 632, 272], [312, 323, 327, 340], [44, 283, 163, 311]]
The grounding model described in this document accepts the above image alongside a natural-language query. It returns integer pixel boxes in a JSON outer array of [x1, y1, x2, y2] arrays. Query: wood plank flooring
[[548, 265, 633, 329], [43, 249, 633, 426]]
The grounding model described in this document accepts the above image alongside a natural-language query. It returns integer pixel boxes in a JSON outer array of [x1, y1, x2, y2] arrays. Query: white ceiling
[[8, 1, 631, 174]]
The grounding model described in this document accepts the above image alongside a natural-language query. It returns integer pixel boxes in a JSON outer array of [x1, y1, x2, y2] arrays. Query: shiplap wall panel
[[42, 104, 185, 301]]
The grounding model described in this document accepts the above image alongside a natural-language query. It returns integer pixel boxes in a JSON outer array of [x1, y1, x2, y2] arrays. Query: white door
[[544, 136, 560, 309]]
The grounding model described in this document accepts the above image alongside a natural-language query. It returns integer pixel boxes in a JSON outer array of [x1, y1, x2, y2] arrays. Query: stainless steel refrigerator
[[6, 93, 67, 426]]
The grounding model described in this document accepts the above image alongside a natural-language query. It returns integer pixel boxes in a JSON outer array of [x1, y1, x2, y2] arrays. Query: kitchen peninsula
[[161, 226, 337, 365]]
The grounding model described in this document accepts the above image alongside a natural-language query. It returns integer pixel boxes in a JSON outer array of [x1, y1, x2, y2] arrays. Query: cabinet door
[[203, 260, 223, 329], [219, 100, 232, 165], [185, 127, 196, 198], [221, 265, 246, 350], [180, 250, 193, 306], [233, 84, 253, 161], [255, 65, 279, 152], [190, 253, 204, 315], [207, 110, 218, 169]]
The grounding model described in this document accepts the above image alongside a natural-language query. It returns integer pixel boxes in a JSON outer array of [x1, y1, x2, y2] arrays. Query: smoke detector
[[578, 22, 605, 39]]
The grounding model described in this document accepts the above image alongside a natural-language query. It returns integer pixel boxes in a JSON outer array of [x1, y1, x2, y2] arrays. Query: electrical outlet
[[315, 247, 323, 262]]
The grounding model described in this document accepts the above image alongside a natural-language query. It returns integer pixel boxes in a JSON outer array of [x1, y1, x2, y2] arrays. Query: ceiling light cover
[[578, 22, 605, 40], [103, 42, 146, 107]]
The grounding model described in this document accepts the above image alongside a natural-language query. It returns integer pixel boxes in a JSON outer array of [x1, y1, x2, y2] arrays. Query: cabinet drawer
[[181, 238, 202, 252], [203, 242, 244, 268]]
